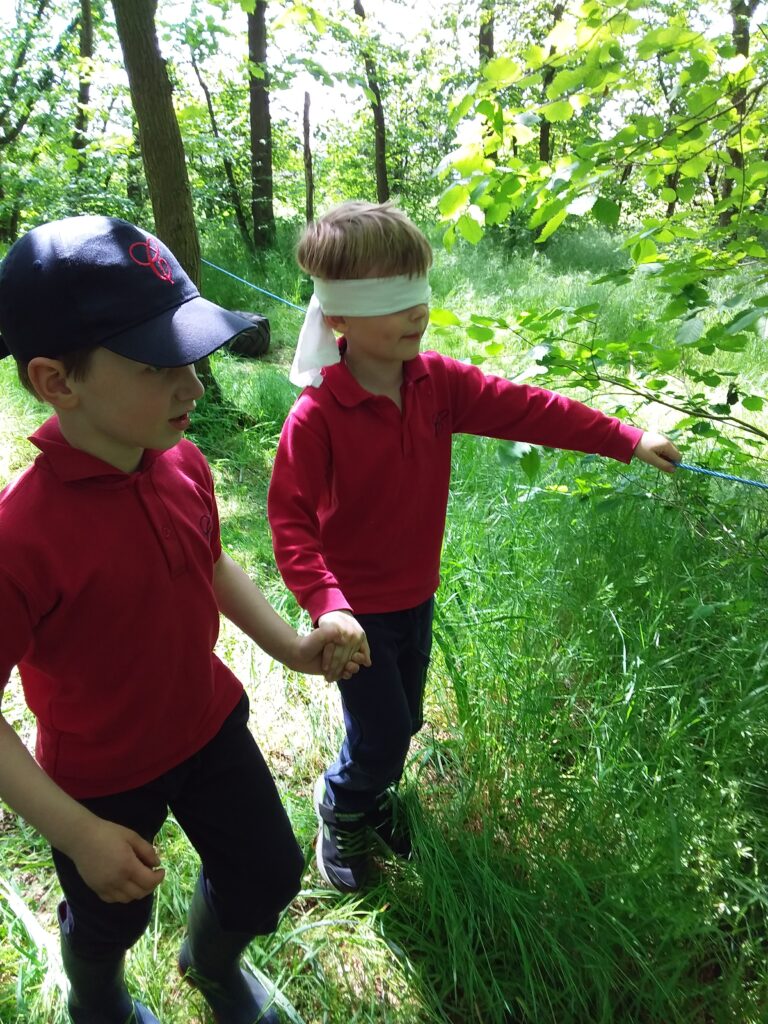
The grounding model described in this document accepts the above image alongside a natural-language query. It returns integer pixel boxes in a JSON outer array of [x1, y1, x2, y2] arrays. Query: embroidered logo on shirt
[[128, 239, 174, 284], [433, 410, 449, 435]]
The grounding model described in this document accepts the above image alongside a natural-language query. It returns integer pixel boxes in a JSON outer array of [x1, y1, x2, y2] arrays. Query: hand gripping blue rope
[[673, 462, 768, 491]]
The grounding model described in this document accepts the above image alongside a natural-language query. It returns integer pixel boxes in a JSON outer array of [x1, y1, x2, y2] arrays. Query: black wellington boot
[[178, 873, 280, 1024], [58, 904, 160, 1024]]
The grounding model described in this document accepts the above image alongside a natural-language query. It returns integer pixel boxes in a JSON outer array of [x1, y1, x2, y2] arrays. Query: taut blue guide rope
[[674, 462, 768, 491], [202, 258, 306, 312]]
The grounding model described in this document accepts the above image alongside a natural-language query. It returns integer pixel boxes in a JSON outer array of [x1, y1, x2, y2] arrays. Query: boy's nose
[[175, 363, 205, 400], [409, 304, 429, 320]]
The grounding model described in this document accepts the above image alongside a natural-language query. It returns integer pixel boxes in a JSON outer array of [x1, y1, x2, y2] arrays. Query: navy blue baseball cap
[[0, 215, 254, 366]]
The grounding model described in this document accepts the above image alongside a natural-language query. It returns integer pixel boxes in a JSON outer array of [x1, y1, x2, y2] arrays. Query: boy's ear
[[26, 357, 79, 408], [324, 314, 346, 332]]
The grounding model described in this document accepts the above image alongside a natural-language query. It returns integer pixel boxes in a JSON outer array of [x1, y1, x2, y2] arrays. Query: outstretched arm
[[0, 704, 164, 903], [214, 552, 368, 681]]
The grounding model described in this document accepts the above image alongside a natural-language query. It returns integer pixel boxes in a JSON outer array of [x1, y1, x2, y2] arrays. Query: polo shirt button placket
[[138, 474, 187, 577]]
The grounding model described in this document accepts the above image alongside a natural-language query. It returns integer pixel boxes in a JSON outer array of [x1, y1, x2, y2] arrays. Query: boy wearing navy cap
[[268, 200, 681, 894], [0, 215, 366, 1024]]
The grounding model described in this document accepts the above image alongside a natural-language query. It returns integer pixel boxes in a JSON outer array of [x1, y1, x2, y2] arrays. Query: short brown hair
[[297, 201, 433, 280], [16, 347, 95, 399]]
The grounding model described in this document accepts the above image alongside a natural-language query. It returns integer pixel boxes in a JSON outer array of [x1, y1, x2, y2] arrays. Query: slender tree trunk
[[539, 2, 565, 164], [71, 0, 94, 168], [248, 2, 276, 248], [111, 0, 200, 282], [719, 0, 758, 227], [479, 0, 494, 65], [190, 45, 254, 251], [664, 168, 680, 218], [303, 91, 314, 224], [353, 0, 389, 203]]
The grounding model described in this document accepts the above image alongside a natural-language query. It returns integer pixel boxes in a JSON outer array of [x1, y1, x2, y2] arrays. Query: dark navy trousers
[[325, 597, 434, 813], [52, 693, 304, 957]]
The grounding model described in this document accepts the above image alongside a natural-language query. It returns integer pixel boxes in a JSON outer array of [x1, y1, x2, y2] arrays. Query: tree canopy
[[1, 0, 766, 464]]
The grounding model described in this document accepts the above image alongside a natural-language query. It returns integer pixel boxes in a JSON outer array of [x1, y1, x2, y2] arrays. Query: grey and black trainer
[[314, 776, 372, 893], [370, 786, 413, 860]]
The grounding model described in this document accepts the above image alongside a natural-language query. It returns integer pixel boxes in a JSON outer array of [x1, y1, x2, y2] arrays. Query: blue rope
[[201, 258, 306, 313], [674, 462, 768, 491]]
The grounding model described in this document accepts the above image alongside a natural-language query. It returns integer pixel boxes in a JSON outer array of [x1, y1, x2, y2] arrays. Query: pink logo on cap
[[128, 238, 174, 284]]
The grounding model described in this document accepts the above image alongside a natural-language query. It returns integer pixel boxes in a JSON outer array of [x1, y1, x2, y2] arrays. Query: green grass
[[0, 226, 767, 1023]]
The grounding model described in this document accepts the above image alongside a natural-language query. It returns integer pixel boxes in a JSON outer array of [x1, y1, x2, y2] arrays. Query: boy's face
[[58, 347, 204, 472], [328, 303, 430, 369]]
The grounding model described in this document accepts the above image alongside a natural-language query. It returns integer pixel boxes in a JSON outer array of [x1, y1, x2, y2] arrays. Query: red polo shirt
[[0, 417, 243, 798], [268, 350, 644, 622]]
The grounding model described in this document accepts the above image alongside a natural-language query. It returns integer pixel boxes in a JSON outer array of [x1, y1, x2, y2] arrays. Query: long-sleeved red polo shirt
[[268, 350, 644, 622], [0, 417, 242, 797]]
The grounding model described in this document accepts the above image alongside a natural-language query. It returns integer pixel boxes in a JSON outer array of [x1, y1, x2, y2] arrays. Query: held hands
[[315, 610, 372, 682], [290, 623, 369, 681], [67, 817, 164, 904], [632, 431, 682, 473]]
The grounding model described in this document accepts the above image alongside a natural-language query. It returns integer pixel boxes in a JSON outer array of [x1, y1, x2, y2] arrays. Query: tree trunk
[[353, 0, 389, 203], [71, 0, 94, 167], [111, 0, 200, 283], [303, 91, 314, 224], [190, 45, 254, 251], [663, 168, 680, 218], [718, 0, 758, 228], [539, 2, 565, 164], [479, 0, 494, 65], [248, 2, 276, 248], [112, 0, 221, 396]]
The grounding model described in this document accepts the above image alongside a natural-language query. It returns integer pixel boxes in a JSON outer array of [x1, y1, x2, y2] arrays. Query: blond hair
[[297, 201, 432, 280]]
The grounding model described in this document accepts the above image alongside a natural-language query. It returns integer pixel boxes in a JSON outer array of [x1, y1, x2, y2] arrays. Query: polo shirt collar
[[321, 342, 430, 407], [30, 416, 162, 482]]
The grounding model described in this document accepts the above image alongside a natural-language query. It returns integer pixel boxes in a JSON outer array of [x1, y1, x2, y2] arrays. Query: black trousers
[[53, 693, 304, 957], [325, 597, 434, 813]]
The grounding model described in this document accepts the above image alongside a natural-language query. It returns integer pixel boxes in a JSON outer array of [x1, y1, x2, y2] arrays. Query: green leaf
[[536, 207, 568, 243], [540, 100, 573, 122], [724, 308, 763, 335], [679, 153, 710, 178], [654, 348, 682, 371], [485, 342, 505, 356], [456, 213, 484, 244], [676, 318, 704, 345], [430, 308, 461, 327], [482, 57, 521, 86], [520, 447, 542, 483], [467, 325, 495, 342], [438, 184, 470, 217], [449, 92, 476, 124], [485, 202, 512, 226], [631, 238, 658, 264], [742, 396, 764, 411], [715, 335, 748, 352], [547, 67, 586, 99], [592, 198, 620, 226]]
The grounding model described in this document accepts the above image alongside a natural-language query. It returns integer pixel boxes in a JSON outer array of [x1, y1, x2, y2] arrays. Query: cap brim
[[100, 295, 256, 367]]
